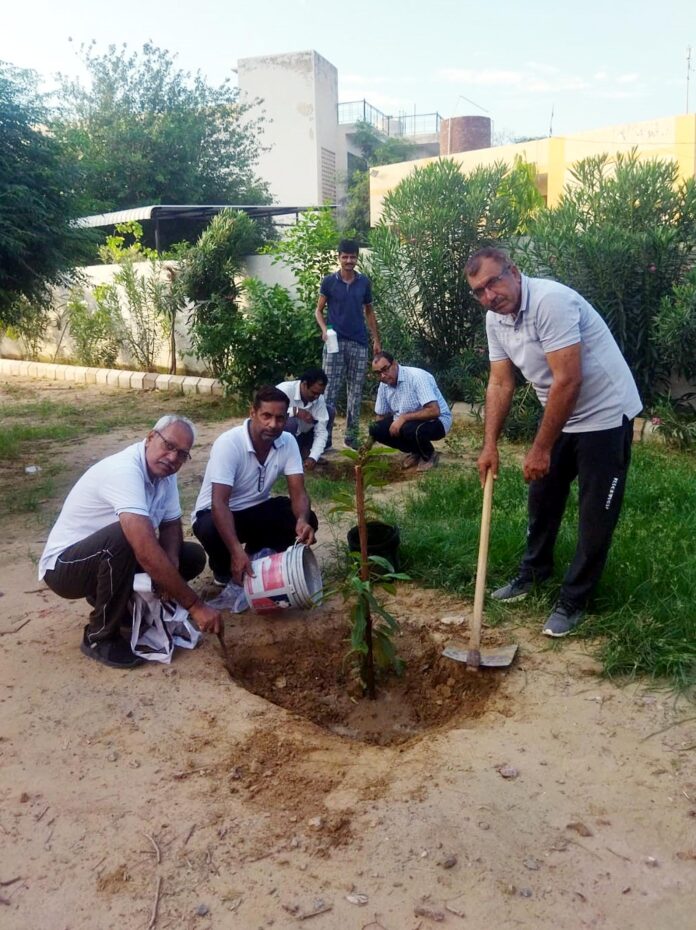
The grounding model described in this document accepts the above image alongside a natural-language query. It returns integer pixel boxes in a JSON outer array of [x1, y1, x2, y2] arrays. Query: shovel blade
[[443, 643, 518, 668]]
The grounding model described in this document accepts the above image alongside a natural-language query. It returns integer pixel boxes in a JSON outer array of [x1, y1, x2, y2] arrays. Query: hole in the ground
[[224, 601, 503, 746]]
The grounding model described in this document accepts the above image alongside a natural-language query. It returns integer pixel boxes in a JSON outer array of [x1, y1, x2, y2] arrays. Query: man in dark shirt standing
[[315, 239, 381, 449]]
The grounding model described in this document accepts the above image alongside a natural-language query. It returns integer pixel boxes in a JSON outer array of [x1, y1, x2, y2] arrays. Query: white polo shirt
[[276, 379, 330, 461], [39, 441, 182, 579], [486, 275, 642, 432], [375, 365, 452, 432], [192, 421, 303, 522]]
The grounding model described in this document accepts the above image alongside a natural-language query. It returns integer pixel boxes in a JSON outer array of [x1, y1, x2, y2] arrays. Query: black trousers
[[369, 415, 446, 460], [43, 522, 206, 643], [193, 497, 319, 577], [519, 417, 634, 608]]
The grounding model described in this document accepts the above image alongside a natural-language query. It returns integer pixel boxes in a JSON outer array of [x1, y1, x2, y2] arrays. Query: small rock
[[478, 821, 491, 830], [419, 849, 429, 858], [346, 893, 368, 906], [566, 821, 593, 837], [441, 855, 458, 869], [414, 904, 445, 921], [274, 675, 287, 689], [497, 764, 519, 779], [645, 856, 659, 867], [195, 904, 209, 916], [19, 792, 30, 803], [440, 615, 465, 626], [524, 858, 541, 871], [308, 816, 323, 830], [518, 887, 533, 898], [25, 465, 41, 475], [107, 751, 119, 762]]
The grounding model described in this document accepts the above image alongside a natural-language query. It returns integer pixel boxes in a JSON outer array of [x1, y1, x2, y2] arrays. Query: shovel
[[443, 468, 518, 671]]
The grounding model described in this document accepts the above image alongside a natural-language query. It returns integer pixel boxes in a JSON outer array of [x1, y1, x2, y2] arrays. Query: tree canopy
[[0, 61, 93, 327], [52, 42, 271, 216]]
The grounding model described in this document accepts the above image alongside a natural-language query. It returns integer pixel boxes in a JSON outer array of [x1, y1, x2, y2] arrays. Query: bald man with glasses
[[466, 246, 641, 637], [39, 415, 220, 669]]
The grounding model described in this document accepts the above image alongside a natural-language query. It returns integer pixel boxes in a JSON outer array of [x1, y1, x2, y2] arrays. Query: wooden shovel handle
[[469, 469, 494, 657]]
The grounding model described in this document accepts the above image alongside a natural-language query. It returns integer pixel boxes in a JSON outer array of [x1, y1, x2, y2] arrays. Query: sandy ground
[[1, 381, 695, 929]]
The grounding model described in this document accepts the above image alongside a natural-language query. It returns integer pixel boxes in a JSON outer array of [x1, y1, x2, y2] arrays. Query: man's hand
[[189, 602, 222, 634], [389, 416, 405, 437], [296, 409, 314, 424], [303, 457, 317, 472], [523, 445, 551, 483], [295, 518, 316, 546], [231, 544, 254, 585], [477, 445, 499, 486]]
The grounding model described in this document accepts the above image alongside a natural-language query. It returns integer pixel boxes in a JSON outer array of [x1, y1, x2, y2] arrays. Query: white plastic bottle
[[326, 325, 339, 354]]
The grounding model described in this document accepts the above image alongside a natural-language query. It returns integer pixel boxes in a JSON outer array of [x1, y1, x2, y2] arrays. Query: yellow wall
[[369, 114, 696, 224]]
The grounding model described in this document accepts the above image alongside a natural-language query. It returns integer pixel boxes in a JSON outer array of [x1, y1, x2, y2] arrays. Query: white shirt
[[192, 420, 303, 522], [486, 275, 642, 431], [375, 365, 452, 432], [39, 441, 182, 578], [276, 379, 330, 461]]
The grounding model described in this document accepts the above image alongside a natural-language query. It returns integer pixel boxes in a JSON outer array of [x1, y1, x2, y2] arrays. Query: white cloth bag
[[130, 572, 202, 664]]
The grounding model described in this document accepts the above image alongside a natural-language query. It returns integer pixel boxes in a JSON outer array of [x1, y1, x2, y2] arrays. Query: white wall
[[0, 255, 299, 375]]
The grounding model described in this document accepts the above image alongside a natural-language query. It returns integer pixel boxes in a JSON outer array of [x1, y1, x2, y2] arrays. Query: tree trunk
[[355, 464, 375, 699]]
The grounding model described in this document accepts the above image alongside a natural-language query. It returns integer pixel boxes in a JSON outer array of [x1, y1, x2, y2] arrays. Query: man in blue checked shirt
[[369, 352, 452, 471]]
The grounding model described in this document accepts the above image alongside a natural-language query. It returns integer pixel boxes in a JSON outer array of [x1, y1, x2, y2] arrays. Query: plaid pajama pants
[[322, 338, 369, 443]]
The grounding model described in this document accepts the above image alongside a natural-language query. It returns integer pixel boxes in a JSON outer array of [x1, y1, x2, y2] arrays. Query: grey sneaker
[[491, 575, 535, 602], [543, 601, 585, 638]]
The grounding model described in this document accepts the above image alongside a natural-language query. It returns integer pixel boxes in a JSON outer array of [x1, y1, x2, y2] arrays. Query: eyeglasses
[[257, 464, 266, 492], [471, 266, 511, 301], [373, 361, 393, 377], [154, 429, 192, 462]]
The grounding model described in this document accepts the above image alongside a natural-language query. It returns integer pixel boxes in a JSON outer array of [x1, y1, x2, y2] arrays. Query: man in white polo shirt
[[192, 385, 318, 586], [369, 352, 452, 471], [276, 368, 335, 471], [39, 415, 221, 669], [466, 246, 642, 637]]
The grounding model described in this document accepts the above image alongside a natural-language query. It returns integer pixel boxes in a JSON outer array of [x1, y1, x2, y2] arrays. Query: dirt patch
[[226, 600, 500, 745], [3, 380, 696, 930]]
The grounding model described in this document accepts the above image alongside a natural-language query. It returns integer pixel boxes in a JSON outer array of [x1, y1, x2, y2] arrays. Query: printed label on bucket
[[244, 551, 295, 612]]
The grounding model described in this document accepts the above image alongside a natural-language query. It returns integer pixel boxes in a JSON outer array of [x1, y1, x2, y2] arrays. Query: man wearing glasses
[[39, 415, 220, 669], [465, 246, 641, 637], [369, 352, 452, 471], [192, 386, 318, 587]]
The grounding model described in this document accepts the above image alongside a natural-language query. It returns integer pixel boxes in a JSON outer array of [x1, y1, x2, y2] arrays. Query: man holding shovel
[[466, 246, 641, 637]]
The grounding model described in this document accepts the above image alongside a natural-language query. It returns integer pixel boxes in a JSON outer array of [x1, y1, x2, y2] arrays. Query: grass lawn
[[390, 442, 696, 694], [3, 381, 693, 693]]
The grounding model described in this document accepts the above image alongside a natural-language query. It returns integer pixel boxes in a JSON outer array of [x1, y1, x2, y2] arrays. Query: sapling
[[330, 441, 408, 698]]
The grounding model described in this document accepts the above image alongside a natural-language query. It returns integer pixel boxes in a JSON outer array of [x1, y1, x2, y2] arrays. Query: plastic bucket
[[243, 542, 323, 613], [347, 521, 400, 572]]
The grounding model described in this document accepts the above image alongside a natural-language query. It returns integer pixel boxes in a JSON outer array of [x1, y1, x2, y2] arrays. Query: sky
[[2, 0, 694, 140]]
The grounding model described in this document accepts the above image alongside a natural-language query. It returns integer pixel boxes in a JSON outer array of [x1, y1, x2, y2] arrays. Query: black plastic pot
[[347, 521, 400, 572]]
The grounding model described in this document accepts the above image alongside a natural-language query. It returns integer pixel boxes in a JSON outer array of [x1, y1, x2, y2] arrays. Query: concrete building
[[370, 114, 696, 224], [237, 50, 460, 210]]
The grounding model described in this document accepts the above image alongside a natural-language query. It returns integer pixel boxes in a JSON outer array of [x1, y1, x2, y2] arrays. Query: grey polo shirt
[[486, 275, 642, 432]]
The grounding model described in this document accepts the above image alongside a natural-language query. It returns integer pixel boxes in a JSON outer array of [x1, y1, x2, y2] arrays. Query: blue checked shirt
[[375, 365, 452, 432]]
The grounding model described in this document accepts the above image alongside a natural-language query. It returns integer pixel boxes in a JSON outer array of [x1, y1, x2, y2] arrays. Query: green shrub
[[519, 152, 696, 403], [365, 157, 542, 394], [66, 289, 120, 367], [653, 268, 696, 383], [649, 393, 696, 450], [219, 278, 318, 399]]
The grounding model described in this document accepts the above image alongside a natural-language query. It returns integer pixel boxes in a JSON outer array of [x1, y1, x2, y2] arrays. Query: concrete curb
[[0, 358, 221, 396]]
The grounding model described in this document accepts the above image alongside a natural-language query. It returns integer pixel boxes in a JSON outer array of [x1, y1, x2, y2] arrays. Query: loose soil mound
[[223, 599, 502, 745]]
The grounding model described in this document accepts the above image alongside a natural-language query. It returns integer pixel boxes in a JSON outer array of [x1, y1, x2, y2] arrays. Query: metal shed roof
[[75, 204, 331, 229]]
